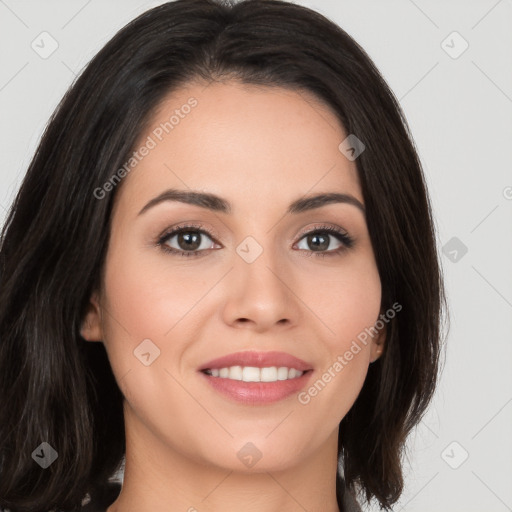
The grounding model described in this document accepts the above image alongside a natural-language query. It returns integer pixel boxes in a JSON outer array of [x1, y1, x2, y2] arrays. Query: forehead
[[113, 80, 362, 216]]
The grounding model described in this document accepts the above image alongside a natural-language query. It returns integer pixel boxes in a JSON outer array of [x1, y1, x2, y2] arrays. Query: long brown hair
[[0, 1, 446, 510]]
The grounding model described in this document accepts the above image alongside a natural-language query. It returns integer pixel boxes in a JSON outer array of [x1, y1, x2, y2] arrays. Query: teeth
[[243, 366, 260, 382], [277, 367, 289, 380], [205, 366, 305, 382]]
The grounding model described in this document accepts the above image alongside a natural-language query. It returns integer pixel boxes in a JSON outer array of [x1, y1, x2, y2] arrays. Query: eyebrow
[[138, 188, 365, 216]]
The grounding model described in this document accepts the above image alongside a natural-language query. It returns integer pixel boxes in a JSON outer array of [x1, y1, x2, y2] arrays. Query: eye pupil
[[178, 231, 201, 251], [308, 233, 329, 251]]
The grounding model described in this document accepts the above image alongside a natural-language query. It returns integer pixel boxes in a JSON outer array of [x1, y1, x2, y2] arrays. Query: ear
[[80, 291, 104, 342], [369, 320, 386, 363]]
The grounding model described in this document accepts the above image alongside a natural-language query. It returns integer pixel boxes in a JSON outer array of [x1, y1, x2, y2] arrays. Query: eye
[[156, 223, 354, 258], [295, 226, 354, 257], [157, 224, 219, 257]]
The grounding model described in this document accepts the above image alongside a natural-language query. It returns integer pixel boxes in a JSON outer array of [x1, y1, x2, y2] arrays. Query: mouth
[[198, 350, 313, 373], [198, 351, 314, 404], [201, 366, 312, 382]]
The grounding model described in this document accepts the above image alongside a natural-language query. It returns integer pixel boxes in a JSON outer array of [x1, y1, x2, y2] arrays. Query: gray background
[[0, 1, 511, 511]]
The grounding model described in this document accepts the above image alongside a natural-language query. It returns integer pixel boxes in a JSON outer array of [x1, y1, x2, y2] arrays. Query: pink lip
[[198, 351, 313, 372], [198, 370, 313, 405], [197, 351, 314, 405]]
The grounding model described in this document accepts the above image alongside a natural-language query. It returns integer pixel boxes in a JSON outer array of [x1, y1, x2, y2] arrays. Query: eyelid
[[157, 221, 221, 244], [158, 222, 349, 243], [156, 221, 354, 256], [295, 223, 350, 241], [293, 223, 354, 255]]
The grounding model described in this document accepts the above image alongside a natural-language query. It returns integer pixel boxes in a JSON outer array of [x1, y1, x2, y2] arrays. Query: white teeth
[[277, 367, 289, 380], [205, 366, 305, 382], [260, 367, 277, 382], [229, 366, 243, 381], [288, 368, 299, 379], [242, 366, 260, 382]]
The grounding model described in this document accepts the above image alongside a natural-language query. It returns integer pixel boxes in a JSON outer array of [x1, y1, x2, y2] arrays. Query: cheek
[[98, 239, 226, 405], [99, 253, 202, 425], [306, 255, 382, 349], [302, 251, 381, 403], [296, 267, 381, 431], [335, 272, 381, 344], [98, 248, 181, 382], [101, 243, 207, 342]]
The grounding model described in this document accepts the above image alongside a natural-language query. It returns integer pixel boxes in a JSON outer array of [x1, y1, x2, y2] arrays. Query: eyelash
[[156, 223, 354, 258]]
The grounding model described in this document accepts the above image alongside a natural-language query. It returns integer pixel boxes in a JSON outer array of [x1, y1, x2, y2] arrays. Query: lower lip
[[198, 370, 314, 404]]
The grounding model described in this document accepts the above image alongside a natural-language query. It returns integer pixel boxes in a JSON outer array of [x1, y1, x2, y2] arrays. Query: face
[[82, 80, 385, 473]]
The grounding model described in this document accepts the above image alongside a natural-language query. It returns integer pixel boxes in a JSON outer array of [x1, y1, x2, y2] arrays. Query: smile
[[202, 366, 305, 382]]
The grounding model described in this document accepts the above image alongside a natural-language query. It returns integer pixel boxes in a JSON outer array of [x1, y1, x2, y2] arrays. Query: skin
[[82, 80, 385, 512]]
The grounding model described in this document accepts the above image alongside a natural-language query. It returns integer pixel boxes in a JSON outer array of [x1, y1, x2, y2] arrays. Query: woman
[[0, 1, 445, 511]]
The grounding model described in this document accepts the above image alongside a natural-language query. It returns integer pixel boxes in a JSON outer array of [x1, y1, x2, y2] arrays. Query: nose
[[221, 246, 301, 333]]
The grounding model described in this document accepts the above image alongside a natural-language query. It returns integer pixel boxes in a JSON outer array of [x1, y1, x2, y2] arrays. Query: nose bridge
[[222, 233, 299, 330], [235, 233, 289, 297]]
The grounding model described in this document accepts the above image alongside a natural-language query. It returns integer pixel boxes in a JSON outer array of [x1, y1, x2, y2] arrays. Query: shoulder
[[342, 483, 364, 512], [79, 481, 122, 512]]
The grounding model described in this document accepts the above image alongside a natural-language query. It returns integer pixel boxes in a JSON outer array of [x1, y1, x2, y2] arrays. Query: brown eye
[[295, 226, 354, 256], [162, 229, 215, 253], [157, 225, 219, 257], [173, 231, 202, 251], [303, 232, 331, 251]]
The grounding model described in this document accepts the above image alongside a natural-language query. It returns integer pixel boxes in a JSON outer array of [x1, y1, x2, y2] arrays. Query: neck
[[107, 403, 341, 512]]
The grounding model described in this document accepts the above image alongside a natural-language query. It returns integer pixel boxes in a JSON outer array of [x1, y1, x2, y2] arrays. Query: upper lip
[[199, 351, 313, 372]]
